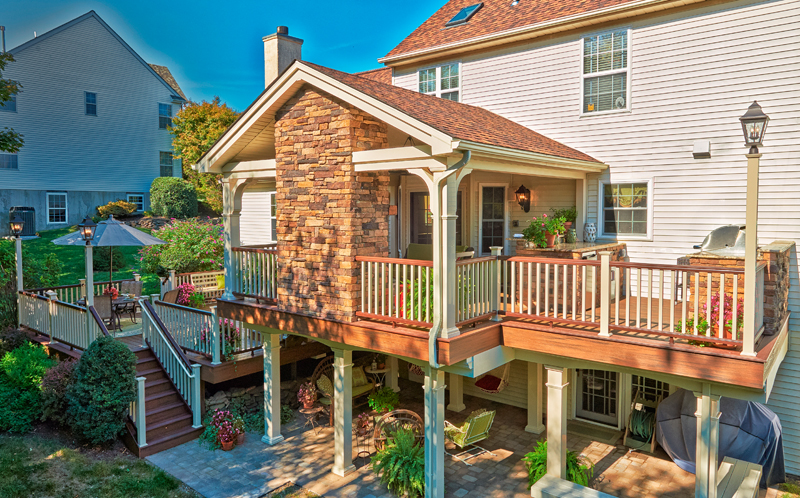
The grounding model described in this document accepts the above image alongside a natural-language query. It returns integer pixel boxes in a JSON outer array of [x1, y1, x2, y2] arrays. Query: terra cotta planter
[[303, 400, 315, 410], [545, 232, 557, 248], [221, 439, 234, 451], [236, 432, 245, 445]]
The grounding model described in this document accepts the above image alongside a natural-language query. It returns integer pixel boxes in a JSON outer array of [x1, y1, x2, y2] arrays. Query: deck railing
[[18, 291, 108, 349], [24, 283, 83, 304], [456, 256, 498, 325], [231, 247, 278, 301], [356, 257, 434, 327]]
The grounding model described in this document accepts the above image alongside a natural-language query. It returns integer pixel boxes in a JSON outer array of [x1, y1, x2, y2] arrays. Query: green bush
[[0, 343, 54, 433], [150, 177, 198, 219], [97, 199, 138, 218], [67, 336, 136, 444], [522, 441, 594, 488], [0, 328, 31, 359], [139, 218, 223, 275], [41, 359, 77, 426], [92, 246, 128, 272], [371, 428, 424, 497], [368, 386, 400, 414], [0, 242, 62, 330]]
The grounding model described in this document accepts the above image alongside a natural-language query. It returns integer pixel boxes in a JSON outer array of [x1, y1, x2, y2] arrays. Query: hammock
[[408, 363, 425, 377], [474, 363, 511, 394]]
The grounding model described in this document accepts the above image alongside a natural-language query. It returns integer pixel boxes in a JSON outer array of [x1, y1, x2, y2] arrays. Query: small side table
[[352, 422, 374, 463], [365, 366, 391, 388], [300, 405, 325, 435]]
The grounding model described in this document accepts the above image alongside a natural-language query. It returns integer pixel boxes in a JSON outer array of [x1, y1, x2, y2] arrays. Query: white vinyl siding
[[127, 193, 144, 212], [47, 192, 67, 224], [240, 184, 277, 247]]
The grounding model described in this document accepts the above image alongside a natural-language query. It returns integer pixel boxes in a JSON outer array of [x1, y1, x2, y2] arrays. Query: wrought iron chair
[[93, 295, 116, 332], [373, 409, 424, 451], [118, 280, 143, 322], [311, 355, 376, 426], [444, 409, 497, 465]]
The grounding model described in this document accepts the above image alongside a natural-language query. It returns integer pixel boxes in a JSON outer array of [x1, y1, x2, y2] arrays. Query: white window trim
[[84, 91, 98, 116], [579, 28, 632, 117], [417, 62, 462, 101], [46, 192, 68, 225], [159, 151, 174, 176], [596, 178, 653, 241], [477, 183, 509, 256], [127, 193, 145, 212], [158, 102, 172, 129], [267, 191, 277, 242]]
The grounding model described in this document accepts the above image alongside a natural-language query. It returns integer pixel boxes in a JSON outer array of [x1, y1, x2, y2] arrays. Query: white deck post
[[332, 348, 354, 476], [424, 367, 446, 498], [545, 366, 569, 478], [599, 251, 612, 337], [576, 178, 587, 242], [526, 362, 545, 434], [491, 246, 503, 321], [46, 290, 57, 342], [695, 385, 721, 498], [135, 376, 147, 447], [742, 152, 761, 356], [441, 176, 459, 338], [446, 372, 465, 412], [387, 356, 400, 392], [192, 364, 202, 428], [79, 278, 86, 299], [168, 270, 176, 291], [209, 306, 221, 365], [261, 333, 283, 445]]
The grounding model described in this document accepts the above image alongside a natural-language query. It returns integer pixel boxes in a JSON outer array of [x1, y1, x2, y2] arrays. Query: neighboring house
[[0, 11, 185, 235]]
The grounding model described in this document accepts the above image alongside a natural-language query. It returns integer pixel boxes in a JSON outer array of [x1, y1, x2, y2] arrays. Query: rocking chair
[[444, 409, 497, 465]]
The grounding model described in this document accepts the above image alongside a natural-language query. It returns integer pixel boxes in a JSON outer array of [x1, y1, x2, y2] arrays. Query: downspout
[[428, 150, 471, 369]]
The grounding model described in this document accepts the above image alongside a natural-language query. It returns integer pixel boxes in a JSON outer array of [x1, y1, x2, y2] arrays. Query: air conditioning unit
[[9, 207, 36, 237]]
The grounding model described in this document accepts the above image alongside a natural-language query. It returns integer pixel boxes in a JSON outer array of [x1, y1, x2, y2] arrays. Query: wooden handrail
[[24, 283, 83, 292], [355, 255, 434, 267], [506, 256, 601, 266], [232, 246, 277, 254], [610, 261, 760, 275], [456, 256, 496, 266], [52, 300, 88, 312], [154, 299, 213, 316], [175, 270, 225, 276], [19, 290, 49, 301], [141, 300, 194, 370], [88, 306, 112, 337]]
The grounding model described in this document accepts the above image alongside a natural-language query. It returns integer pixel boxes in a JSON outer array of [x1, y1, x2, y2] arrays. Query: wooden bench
[[530, 475, 616, 498], [716, 456, 762, 498]]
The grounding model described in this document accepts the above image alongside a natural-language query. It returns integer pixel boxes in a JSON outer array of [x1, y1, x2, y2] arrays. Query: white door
[[576, 369, 619, 426]]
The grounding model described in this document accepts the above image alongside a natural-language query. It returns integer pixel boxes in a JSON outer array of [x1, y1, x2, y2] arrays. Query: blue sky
[[3, 0, 444, 111]]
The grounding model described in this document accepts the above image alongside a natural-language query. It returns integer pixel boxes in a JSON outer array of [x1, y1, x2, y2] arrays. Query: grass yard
[[24, 227, 161, 295], [781, 480, 800, 498], [0, 433, 198, 498]]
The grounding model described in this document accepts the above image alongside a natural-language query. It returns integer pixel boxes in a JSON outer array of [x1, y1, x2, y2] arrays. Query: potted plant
[[298, 381, 317, 409], [103, 286, 119, 300], [355, 412, 371, 436], [675, 294, 744, 347], [217, 420, 236, 451], [551, 206, 578, 231], [233, 415, 246, 445], [522, 214, 567, 248], [368, 386, 400, 414]]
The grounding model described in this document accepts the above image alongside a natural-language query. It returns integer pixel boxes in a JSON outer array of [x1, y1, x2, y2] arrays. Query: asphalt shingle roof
[[149, 64, 187, 100]]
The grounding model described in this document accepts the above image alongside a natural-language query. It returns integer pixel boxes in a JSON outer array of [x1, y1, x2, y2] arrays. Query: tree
[[169, 97, 238, 214], [0, 53, 23, 153]]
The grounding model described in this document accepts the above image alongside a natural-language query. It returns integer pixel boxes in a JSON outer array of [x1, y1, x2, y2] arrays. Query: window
[[601, 182, 648, 236], [127, 194, 144, 212], [410, 191, 463, 246], [582, 29, 629, 114], [47, 193, 67, 224], [85, 92, 97, 116], [158, 103, 172, 129], [159, 152, 174, 177], [269, 192, 277, 241], [0, 153, 18, 169], [418, 63, 460, 101], [446, 3, 483, 27], [631, 375, 669, 403], [480, 186, 505, 254], [0, 94, 16, 112]]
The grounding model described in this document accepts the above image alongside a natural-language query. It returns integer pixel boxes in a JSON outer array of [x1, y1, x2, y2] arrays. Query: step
[[145, 378, 173, 395], [145, 401, 189, 425], [146, 413, 194, 442], [138, 425, 204, 458], [135, 349, 154, 360], [137, 366, 167, 378], [145, 390, 183, 408], [136, 356, 158, 367]]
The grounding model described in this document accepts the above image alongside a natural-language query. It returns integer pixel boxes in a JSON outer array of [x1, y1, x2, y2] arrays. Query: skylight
[[445, 3, 483, 27]]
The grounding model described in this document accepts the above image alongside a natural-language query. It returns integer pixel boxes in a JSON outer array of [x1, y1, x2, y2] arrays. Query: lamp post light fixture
[[10, 214, 24, 326], [77, 216, 97, 322], [515, 184, 531, 213], [9, 214, 24, 238], [78, 216, 97, 244], [740, 101, 769, 357]]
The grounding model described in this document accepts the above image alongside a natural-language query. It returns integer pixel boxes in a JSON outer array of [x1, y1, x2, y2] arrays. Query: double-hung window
[[159, 152, 174, 177], [85, 92, 97, 116], [582, 29, 630, 114], [127, 194, 145, 212], [158, 103, 172, 129], [0, 94, 16, 112], [47, 193, 68, 224], [418, 63, 460, 101], [600, 182, 649, 236], [0, 153, 18, 169], [269, 192, 277, 241]]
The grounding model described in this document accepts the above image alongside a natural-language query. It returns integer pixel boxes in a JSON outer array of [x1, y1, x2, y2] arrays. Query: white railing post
[[135, 376, 147, 447], [133, 272, 141, 282], [210, 305, 221, 365], [192, 364, 202, 428], [490, 247, 503, 322], [599, 251, 612, 337], [46, 290, 57, 342], [169, 270, 176, 291], [79, 278, 86, 300], [742, 151, 761, 356]]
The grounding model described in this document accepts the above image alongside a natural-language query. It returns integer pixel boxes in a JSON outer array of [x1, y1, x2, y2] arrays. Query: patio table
[[300, 405, 325, 435], [365, 365, 390, 388], [77, 296, 140, 330]]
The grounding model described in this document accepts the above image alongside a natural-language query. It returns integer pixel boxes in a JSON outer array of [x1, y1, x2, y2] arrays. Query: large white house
[[0, 11, 185, 235]]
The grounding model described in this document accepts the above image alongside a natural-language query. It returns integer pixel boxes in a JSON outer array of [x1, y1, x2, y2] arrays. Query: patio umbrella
[[52, 215, 166, 284]]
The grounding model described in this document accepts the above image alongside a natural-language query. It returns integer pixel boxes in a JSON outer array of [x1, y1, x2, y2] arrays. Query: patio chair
[[373, 409, 424, 451], [118, 281, 143, 322], [405, 243, 473, 261], [162, 289, 180, 304], [311, 355, 375, 426], [93, 295, 117, 332], [444, 409, 497, 465]]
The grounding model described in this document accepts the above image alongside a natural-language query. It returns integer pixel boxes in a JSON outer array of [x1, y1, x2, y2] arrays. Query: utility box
[[9, 207, 36, 237]]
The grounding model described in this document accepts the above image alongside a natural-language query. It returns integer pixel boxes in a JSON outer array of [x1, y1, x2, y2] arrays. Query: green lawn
[[24, 227, 161, 296], [0, 433, 198, 498]]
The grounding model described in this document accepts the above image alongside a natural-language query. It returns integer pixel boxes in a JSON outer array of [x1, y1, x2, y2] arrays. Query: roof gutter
[[379, 0, 705, 65]]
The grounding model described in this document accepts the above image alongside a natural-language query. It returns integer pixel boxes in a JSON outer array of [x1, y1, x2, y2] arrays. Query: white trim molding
[[597, 178, 654, 241]]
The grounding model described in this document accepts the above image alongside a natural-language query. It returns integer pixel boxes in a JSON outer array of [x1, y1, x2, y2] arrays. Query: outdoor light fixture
[[9, 214, 24, 238], [78, 216, 97, 243], [740, 101, 769, 153], [515, 184, 531, 213]]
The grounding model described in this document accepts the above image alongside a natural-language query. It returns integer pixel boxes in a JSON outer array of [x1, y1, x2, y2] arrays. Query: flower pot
[[221, 439, 234, 451], [236, 432, 245, 445], [302, 400, 315, 410], [545, 232, 557, 248], [564, 221, 573, 231]]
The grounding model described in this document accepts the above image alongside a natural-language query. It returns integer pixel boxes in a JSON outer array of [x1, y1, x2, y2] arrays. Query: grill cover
[[655, 389, 784, 488]]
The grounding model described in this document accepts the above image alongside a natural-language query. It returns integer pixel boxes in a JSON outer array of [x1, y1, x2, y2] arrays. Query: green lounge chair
[[444, 409, 497, 465], [405, 243, 474, 261]]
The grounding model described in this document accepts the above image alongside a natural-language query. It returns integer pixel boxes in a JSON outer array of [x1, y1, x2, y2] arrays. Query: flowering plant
[[220, 318, 241, 361], [138, 217, 223, 275], [232, 415, 246, 435], [297, 381, 317, 405], [522, 214, 567, 248], [356, 412, 371, 429], [675, 293, 745, 343], [217, 420, 237, 443], [103, 286, 119, 300], [176, 282, 196, 306]]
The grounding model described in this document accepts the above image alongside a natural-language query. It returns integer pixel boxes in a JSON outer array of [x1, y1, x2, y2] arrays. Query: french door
[[409, 191, 463, 246], [576, 369, 619, 426]]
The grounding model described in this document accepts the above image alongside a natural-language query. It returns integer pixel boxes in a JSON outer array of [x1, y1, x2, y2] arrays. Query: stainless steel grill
[[692, 225, 746, 257]]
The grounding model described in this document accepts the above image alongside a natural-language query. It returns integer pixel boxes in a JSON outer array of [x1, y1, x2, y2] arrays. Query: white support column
[[441, 176, 459, 338], [15, 236, 22, 327], [332, 348, 354, 477], [387, 356, 400, 393], [261, 333, 284, 445], [446, 372, 465, 412], [491, 246, 503, 321], [526, 362, 545, 434], [222, 179, 243, 301], [742, 152, 761, 357], [709, 396, 721, 498], [599, 251, 612, 337], [191, 364, 202, 428], [694, 385, 720, 498], [85, 244, 94, 345], [209, 306, 222, 365], [424, 367, 446, 498], [545, 366, 569, 479], [575, 178, 587, 242], [388, 184, 399, 258]]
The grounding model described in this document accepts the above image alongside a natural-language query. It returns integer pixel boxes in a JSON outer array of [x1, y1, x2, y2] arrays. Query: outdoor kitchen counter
[[511, 239, 627, 260]]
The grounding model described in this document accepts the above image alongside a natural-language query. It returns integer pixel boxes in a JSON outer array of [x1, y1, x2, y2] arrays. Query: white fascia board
[[352, 145, 433, 164], [457, 140, 607, 174], [222, 159, 277, 173], [443, 346, 516, 378], [354, 157, 448, 172]]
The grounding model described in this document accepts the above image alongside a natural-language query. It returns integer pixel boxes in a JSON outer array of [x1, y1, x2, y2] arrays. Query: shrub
[[522, 441, 594, 488], [0, 343, 54, 432], [67, 335, 136, 444], [150, 177, 198, 219], [280, 405, 295, 425], [92, 246, 128, 272], [368, 386, 400, 414], [176, 282, 195, 306], [371, 428, 425, 497], [97, 199, 138, 218], [139, 218, 223, 275], [0, 243, 62, 329], [41, 359, 77, 426], [1, 342, 54, 389], [0, 327, 31, 359]]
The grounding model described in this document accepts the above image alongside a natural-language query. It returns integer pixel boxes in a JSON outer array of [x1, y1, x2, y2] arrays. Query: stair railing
[[139, 299, 202, 429]]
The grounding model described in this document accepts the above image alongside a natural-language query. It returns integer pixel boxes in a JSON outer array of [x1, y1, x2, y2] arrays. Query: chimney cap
[[277, 26, 289, 35]]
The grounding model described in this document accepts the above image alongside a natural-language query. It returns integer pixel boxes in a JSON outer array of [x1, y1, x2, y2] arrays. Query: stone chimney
[[263, 26, 303, 88]]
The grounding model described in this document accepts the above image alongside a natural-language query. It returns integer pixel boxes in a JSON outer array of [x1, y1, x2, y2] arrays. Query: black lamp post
[[515, 184, 531, 213], [9, 214, 24, 238], [739, 101, 769, 154], [11, 214, 24, 325]]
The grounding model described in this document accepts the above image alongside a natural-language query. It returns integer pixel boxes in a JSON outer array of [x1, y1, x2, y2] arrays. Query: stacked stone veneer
[[685, 240, 793, 336], [274, 87, 389, 321]]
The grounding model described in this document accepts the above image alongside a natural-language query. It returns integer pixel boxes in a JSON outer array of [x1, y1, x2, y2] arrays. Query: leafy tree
[[0, 53, 23, 153], [139, 218, 223, 275], [0, 241, 63, 329], [169, 97, 238, 214]]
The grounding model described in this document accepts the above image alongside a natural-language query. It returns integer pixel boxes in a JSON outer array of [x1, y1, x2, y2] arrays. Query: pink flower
[[542, 213, 548, 218]]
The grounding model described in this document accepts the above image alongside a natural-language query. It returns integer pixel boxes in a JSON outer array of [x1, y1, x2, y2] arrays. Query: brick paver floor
[[148, 379, 779, 498]]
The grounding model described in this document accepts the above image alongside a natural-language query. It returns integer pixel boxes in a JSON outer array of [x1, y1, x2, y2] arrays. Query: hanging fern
[[522, 441, 595, 488], [370, 428, 425, 497]]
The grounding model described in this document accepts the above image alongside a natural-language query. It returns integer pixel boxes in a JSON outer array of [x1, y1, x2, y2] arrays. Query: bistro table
[[365, 365, 391, 388], [77, 296, 139, 331], [299, 405, 325, 435]]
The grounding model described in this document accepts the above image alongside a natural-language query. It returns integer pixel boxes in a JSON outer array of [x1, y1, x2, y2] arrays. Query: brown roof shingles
[[385, 0, 641, 59], [149, 63, 187, 100], [304, 61, 599, 163], [354, 67, 393, 85]]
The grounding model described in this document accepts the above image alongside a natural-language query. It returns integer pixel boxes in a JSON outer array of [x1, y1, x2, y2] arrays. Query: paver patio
[[147, 379, 777, 498]]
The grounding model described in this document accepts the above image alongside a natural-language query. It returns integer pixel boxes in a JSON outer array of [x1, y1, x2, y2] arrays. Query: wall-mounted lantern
[[515, 184, 531, 213]]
